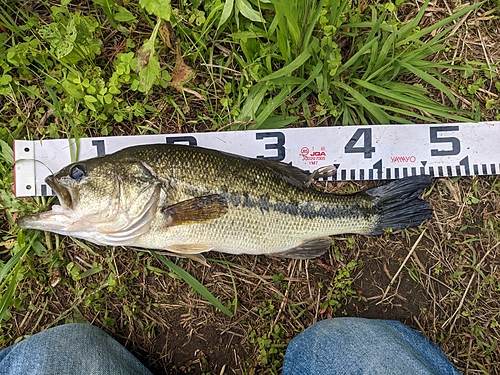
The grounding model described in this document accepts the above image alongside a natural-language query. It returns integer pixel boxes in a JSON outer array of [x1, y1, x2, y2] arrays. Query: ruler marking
[[16, 122, 500, 197]]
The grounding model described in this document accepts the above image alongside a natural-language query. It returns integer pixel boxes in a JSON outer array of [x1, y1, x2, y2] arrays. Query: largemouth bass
[[18, 144, 432, 263]]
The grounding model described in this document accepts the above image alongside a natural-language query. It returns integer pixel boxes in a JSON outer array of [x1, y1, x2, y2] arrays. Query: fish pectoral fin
[[272, 237, 332, 259], [162, 195, 228, 226]]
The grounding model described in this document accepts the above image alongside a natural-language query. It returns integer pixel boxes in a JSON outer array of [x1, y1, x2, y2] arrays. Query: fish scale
[[18, 144, 433, 261]]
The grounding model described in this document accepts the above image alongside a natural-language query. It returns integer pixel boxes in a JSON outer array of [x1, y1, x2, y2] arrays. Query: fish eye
[[69, 164, 87, 181]]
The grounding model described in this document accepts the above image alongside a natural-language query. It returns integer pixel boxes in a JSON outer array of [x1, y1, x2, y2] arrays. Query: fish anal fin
[[272, 237, 332, 259], [162, 195, 228, 226]]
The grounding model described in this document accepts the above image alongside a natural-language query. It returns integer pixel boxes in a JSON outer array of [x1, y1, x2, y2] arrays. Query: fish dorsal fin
[[162, 194, 228, 226], [254, 159, 311, 189], [271, 237, 332, 259]]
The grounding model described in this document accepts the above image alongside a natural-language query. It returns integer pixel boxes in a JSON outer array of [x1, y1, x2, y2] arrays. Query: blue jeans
[[0, 318, 460, 375], [283, 318, 461, 375]]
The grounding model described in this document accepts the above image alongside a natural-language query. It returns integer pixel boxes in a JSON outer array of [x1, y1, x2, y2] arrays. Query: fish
[[17, 144, 433, 264]]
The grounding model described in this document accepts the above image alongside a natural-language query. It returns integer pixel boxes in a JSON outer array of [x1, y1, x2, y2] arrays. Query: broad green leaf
[[139, 0, 171, 21], [153, 253, 233, 317], [62, 80, 84, 99], [137, 18, 162, 93], [231, 30, 267, 39], [114, 6, 136, 22], [217, 0, 234, 30], [270, 0, 300, 44], [235, 0, 263, 23], [0, 139, 13, 165]]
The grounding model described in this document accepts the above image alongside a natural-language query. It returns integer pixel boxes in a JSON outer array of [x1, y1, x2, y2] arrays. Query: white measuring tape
[[14, 122, 500, 197]]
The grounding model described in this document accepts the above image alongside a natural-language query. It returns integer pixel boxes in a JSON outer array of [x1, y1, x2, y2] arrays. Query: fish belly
[[134, 204, 374, 255]]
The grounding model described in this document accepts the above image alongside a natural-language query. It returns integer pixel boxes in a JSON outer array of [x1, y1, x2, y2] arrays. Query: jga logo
[[300, 146, 327, 165]]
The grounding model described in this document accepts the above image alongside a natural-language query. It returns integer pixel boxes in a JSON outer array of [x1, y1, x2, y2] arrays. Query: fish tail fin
[[364, 175, 433, 235]]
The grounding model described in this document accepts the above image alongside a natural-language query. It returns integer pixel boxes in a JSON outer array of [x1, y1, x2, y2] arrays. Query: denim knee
[[0, 323, 152, 375]]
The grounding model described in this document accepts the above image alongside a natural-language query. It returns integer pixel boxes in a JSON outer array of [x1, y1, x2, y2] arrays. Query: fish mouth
[[45, 175, 73, 209]]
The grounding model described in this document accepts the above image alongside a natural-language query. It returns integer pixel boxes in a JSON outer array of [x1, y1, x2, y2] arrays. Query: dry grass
[[6, 178, 500, 374], [2, 1, 500, 374]]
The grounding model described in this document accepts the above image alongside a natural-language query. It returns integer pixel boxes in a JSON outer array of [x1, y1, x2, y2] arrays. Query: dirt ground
[[2, 1, 500, 374], [4, 176, 499, 374]]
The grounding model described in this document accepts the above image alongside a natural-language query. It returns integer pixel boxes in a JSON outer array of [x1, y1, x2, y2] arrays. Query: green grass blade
[[0, 267, 18, 322], [333, 81, 389, 124], [0, 245, 26, 286], [270, 0, 300, 44], [152, 252, 233, 317], [352, 79, 473, 121], [397, 2, 483, 47], [236, 83, 267, 123], [397, 0, 429, 40], [300, 0, 324, 55], [259, 38, 318, 81], [399, 62, 456, 105], [257, 115, 298, 129], [253, 86, 291, 127], [0, 235, 33, 287], [335, 38, 377, 77]]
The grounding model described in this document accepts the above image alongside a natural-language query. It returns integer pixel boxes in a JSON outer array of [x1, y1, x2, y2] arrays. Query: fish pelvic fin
[[164, 244, 212, 266], [132, 247, 211, 266], [160, 250, 210, 267], [162, 195, 228, 226], [364, 175, 433, 234], [271, 237, 332, 259]]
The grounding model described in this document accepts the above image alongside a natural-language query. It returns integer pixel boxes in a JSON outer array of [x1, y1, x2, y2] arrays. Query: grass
[[0, 0, 500, 373]]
